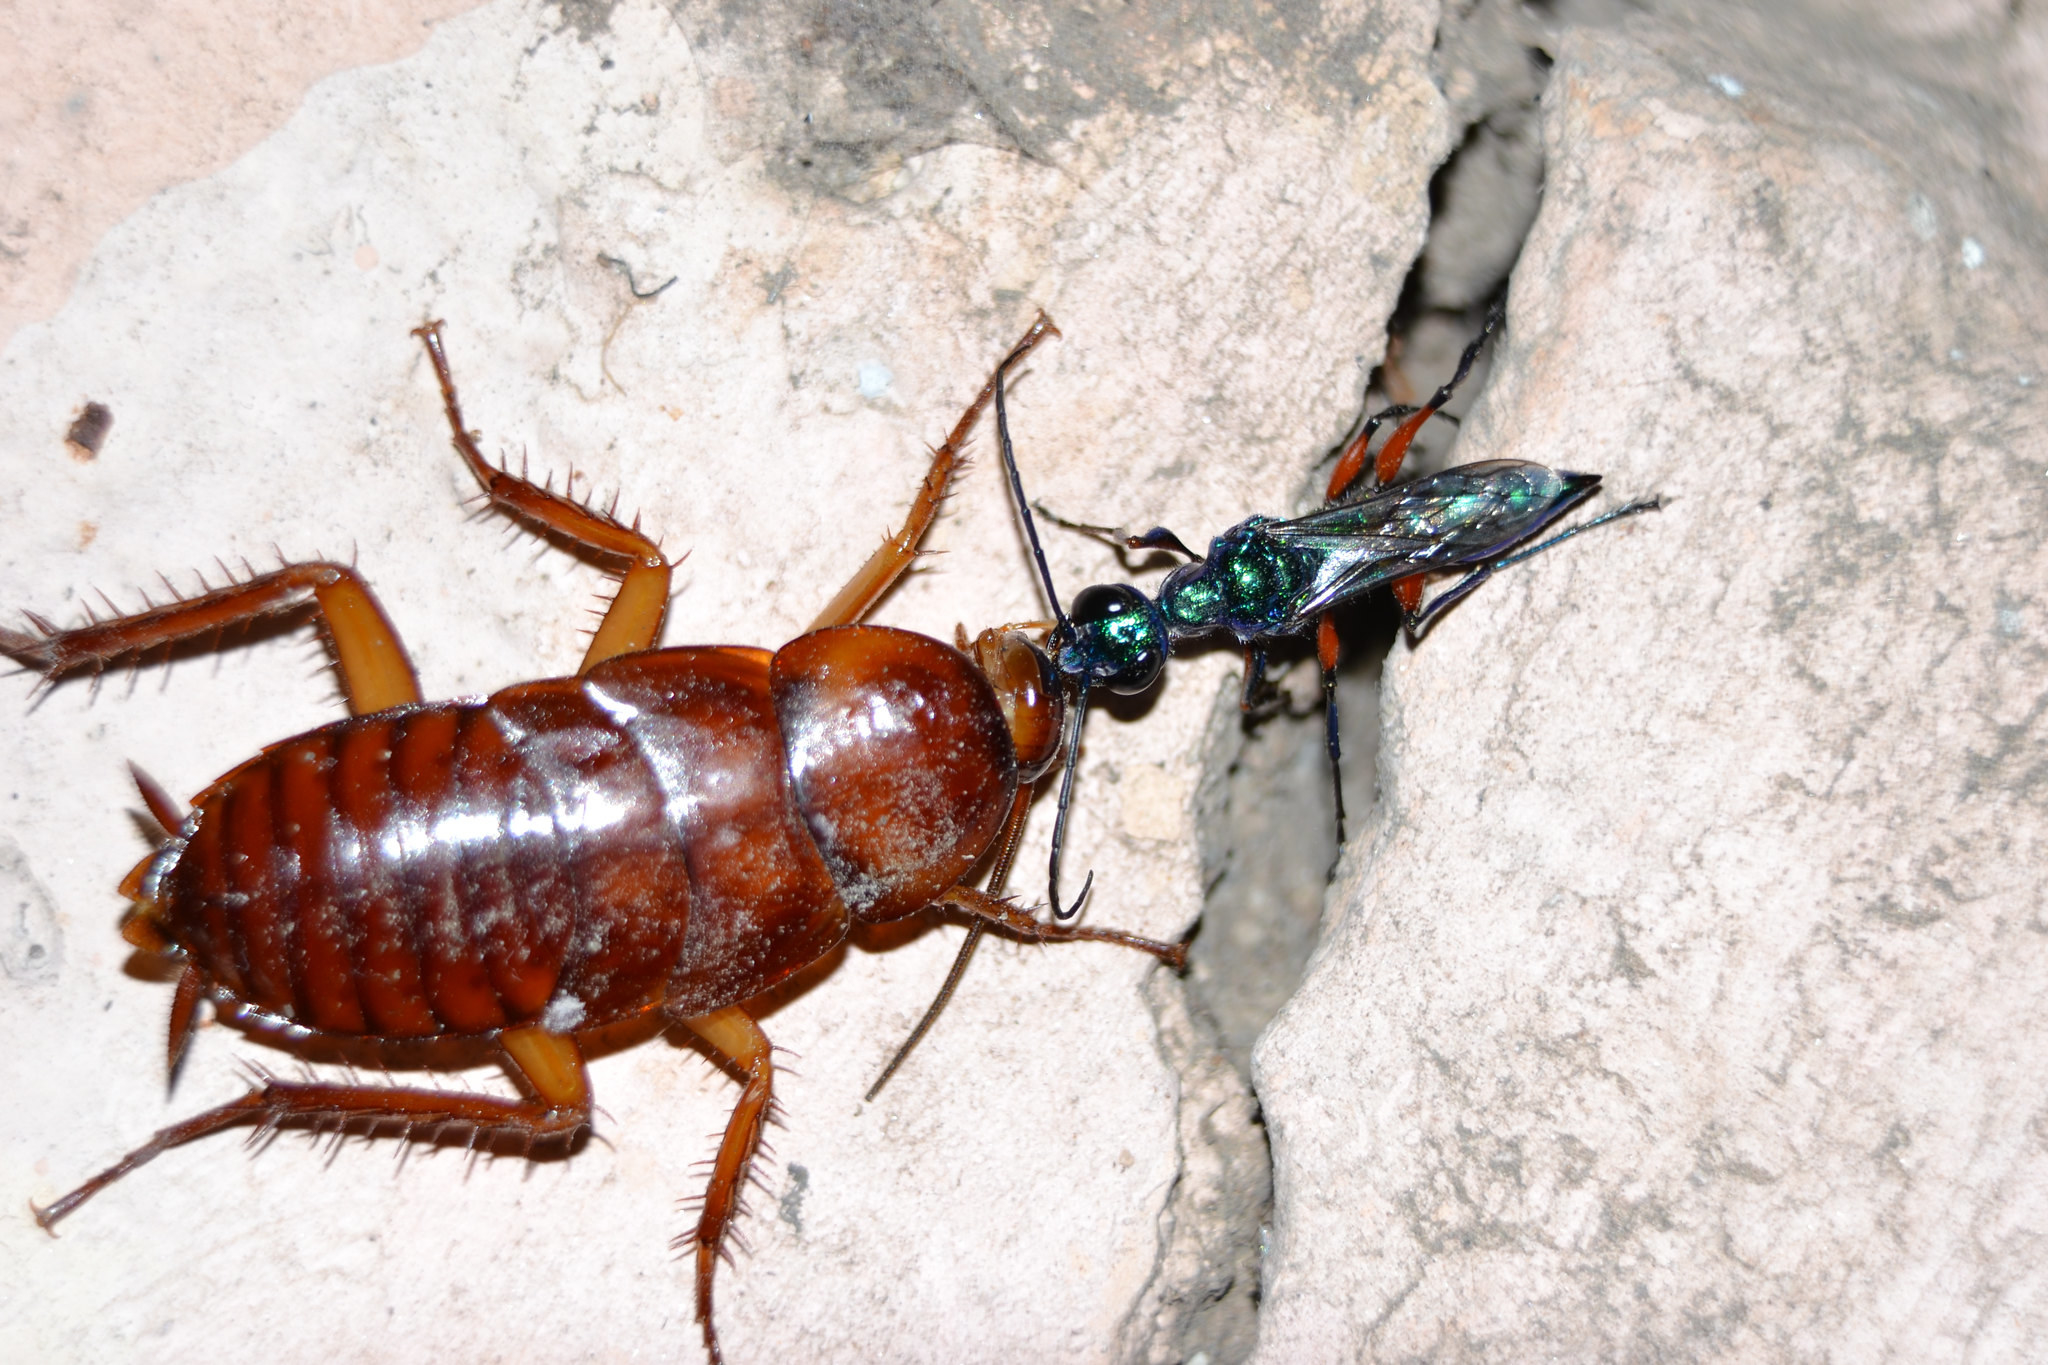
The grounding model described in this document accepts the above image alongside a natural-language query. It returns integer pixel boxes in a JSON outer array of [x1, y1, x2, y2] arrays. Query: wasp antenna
[[991, 322, 1072, 641]]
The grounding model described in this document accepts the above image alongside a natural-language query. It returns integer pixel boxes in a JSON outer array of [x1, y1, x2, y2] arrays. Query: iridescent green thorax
[[1158, 567, 1226, 632], [1157, 518, 1312, 644]]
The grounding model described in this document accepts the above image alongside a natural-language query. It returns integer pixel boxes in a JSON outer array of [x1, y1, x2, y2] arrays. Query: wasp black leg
[[1238, 646, 1270, 711], [1400, 564, 1496, 644], [1314, 614, 1347, 842], [1487, 498, 1666, 575], [1403, 496, 1665, 643]]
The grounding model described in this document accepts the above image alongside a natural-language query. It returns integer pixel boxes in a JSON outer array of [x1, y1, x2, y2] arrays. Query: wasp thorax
[[1159, 518, 1310, 640], [1157, 559, 1225, 632]]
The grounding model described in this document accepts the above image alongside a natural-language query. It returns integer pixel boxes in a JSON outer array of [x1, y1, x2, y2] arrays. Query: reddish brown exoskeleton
[[3, 315, 1183, 1365]]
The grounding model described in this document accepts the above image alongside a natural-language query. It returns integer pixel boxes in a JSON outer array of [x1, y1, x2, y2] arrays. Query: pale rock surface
[[0, 0, 1445, 1362], [1257, 12, 2048, 1362], [0, 1, 487, 347]]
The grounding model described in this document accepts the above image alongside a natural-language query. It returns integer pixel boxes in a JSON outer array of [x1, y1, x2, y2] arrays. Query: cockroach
[[4, 314, 1185, 1365], [867, 303, 1658, 1097]]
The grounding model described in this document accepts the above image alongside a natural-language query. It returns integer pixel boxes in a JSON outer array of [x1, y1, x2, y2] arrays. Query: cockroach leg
[[938, 885, 1187, 970], [0, 561, 420, 716], [807, 313, 1060, 630], [411, 320, 672, 670], [498, 1025, 592, 1115], [33, 1024, 590, 1234], [864, 785, 1035, 1101], [676, 1006, 775, 1365]]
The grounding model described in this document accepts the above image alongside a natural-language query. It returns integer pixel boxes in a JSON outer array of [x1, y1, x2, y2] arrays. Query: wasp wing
[[1265, 461, 1600, 627]]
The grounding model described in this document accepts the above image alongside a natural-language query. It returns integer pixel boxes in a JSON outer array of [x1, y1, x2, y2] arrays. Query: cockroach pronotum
[[3, 314, 1185, 1365]]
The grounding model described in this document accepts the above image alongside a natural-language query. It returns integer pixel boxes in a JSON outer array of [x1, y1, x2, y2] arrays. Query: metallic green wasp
[[867, 308, 1658, 1100], [997, 305, 1660, 921], [1150, 459, 1640, 647]]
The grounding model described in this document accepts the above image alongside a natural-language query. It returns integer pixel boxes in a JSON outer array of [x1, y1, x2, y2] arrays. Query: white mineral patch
[[539, 992, 587, 1033]]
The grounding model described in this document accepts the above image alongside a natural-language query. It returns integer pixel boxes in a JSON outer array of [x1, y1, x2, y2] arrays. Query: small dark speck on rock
[[779, 1162, 810, 1232], [65, 402, 113, 459]]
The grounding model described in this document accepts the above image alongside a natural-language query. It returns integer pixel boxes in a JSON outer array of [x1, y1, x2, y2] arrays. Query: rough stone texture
[[1256, 10, 2048, 1362], [0, 1, 487, 349], [1131, 949, 1274, 1365], [0, 1, 1445, 1361]]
